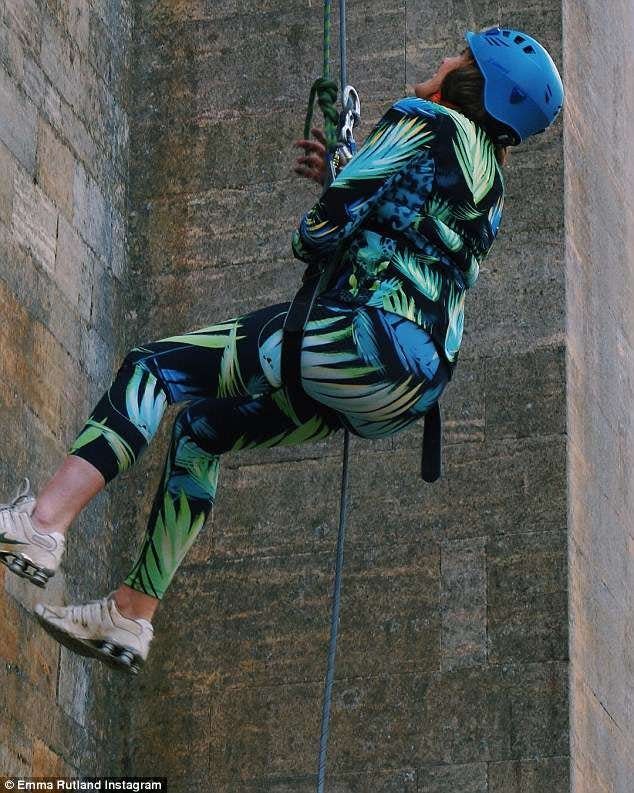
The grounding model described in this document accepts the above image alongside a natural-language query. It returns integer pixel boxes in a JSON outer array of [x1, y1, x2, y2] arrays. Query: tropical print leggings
[[67, 296, 450, 600]]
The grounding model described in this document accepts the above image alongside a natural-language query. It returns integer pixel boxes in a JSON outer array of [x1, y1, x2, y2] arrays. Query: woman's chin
[[413, 82, 434, 99]]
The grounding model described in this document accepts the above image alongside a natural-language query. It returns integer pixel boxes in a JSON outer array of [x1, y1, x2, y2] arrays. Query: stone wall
[[123, 2, 568, 791], [0, 0, 133, 776], [563, 2, 634, 791]]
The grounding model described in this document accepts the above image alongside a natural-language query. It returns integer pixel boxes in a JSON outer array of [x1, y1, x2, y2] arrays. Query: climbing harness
[[281, 0, 443, 788]]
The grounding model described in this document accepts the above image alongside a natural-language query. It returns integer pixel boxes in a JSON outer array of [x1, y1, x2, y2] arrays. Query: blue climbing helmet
[[464, 25, 564, 145]]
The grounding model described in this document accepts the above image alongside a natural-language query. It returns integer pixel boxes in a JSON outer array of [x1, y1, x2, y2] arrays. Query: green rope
[[303, 78, 338, 150], [323, 0, 331, 80], [303, 0, 338, 152]]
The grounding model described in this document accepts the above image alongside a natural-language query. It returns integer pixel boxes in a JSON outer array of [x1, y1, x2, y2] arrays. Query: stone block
[[0, 717, 32, 775], [487, 530, 568, 665], [22, 51, 48, 110], [0, 661, 104, 773], [55, 212, 95, 322], [12, 164, 58, 274], [79, 326, 118, 393], [72, 159, 112, 259], [36, 116, 76, 218], [0, 63, 37, 173], [417, 761, 487, 793], [151, 536, 440, 690], [50, 0, 90, 54], [40, 10, 85, 111], [440, 537, 487, 670], [0, 18, 25, 84], [0, 589, 22, 665], [485, 346, 566, 440], [140, 182, 310, 277], [489, 755, 569, 793], [56, 647, 91, 728], [30, 737, 73, 775], [0, 219, 84, 360], [4, 0, 42, 58], [0, 140, 16, 224], [226, 767, 420, 793], [0, 275, 88, 443], [146, 258, 301, 340]]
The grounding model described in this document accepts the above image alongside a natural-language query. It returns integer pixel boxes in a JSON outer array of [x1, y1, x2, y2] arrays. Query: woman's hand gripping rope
[[293, 126, 329, 186]]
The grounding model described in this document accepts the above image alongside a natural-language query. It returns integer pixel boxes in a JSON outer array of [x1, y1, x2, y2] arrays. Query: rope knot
[[305, 77, 339, 152]]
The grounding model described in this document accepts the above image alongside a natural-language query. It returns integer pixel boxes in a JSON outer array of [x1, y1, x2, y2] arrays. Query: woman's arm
[[291, 98, 442, 266]]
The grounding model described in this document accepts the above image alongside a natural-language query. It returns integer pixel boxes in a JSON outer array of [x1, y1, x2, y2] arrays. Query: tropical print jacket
[[291, 96, 505, 371]]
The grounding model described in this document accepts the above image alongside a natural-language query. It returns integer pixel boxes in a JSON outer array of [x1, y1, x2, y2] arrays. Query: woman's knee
[[119, 345, 155, 375], [171, 402, 223, 454], [115, 344, 173, 405]]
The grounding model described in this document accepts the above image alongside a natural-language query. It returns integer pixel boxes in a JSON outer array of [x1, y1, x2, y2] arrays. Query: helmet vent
[[514, 34, 526, 44], [523, 45, 535, 54], [510, 86, 527, 104], [544, 84, 553, 103], [485, 35, 508, 47]]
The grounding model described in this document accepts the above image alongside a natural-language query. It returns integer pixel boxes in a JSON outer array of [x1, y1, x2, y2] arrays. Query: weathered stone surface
[[9, 0, 633, 789], [0, 0, 133, 779], [564, 0, 634, 789], [36, 115, 75, 218], [0, 69, 36, 163], [0, 141, 16, 224], [489, 756, 569, 793], [147, 537, 439, 694], [487, 530, 568, 665], [418, 762, 487, 793], [440, 537, 487, 670], [12, 164, 57, 274], [484, 346, 566, 440], [72, 159, 112, 259]]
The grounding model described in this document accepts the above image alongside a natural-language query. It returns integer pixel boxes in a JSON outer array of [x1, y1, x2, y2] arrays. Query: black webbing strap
[[281, 263, 337, 425], [421, 401, 442, 482]]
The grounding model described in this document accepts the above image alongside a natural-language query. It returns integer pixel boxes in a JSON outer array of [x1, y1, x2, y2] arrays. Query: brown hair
[[440, 47, 513, 167]]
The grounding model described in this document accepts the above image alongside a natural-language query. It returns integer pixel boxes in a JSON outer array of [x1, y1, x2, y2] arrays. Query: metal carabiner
[[338, 85, 361, 149], [324, 85, 361, 188]]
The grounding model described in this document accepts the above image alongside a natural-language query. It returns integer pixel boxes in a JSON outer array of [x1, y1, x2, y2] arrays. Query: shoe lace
[[70, 598, 107, 627]]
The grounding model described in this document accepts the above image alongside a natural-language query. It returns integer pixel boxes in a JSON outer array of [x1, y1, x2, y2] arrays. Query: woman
[[0, 26, 563, 674]]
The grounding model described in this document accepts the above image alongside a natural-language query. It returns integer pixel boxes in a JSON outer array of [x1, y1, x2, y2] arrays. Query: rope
[[303, 78, 338, 151], [302, 0, 341, 155], [300, 0, 353, 788], [316, 427, 350, 793]]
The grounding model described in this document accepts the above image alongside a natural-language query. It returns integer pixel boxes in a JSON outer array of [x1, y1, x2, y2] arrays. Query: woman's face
[[413, 47, 471, 99]]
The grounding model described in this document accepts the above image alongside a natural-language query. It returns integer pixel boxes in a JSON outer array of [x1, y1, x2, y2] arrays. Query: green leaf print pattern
[[464, 253, 480, 289], [68, 415, 135, 473], [333, 114, 435, 187], [390, 249, 442, 301], [159, 321, 246, 350], [125, 366, 167, 442], [217, 319, 247, 398], [445, 280, 466, 363], [173, 435, 220, 501], [139, 488, 207, 599], [438, 105, 497, 205]]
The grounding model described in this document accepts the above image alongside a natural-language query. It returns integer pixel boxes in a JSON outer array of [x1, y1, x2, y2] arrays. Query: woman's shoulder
[[389, 96, 446, 119], [386, 98, 468, 139]]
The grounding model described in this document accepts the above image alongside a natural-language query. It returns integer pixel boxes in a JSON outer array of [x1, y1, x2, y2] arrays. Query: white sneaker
[[0, 477, 65, 588], [34, 591, 154, 675]]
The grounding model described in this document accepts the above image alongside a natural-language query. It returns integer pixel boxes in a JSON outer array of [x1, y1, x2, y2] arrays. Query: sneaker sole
[[0, 550, 53, 588], [34, 611, 144, 675]]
